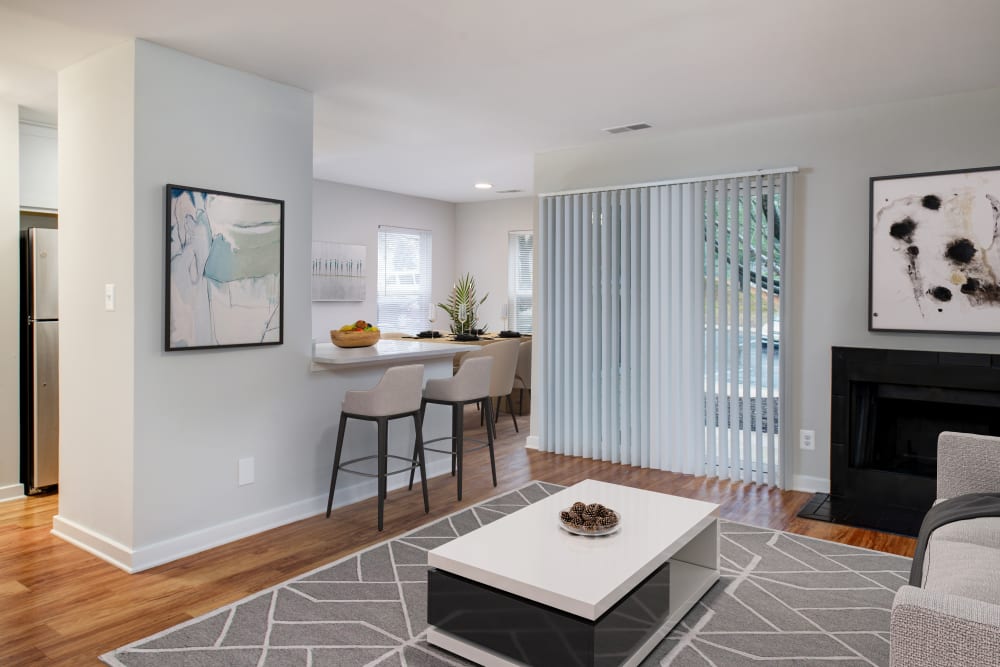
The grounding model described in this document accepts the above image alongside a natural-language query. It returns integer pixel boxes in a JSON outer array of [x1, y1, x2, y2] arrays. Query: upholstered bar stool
[[326, 364, 429, 531], [408, 356, 496, 501], [464, 338, 521, 433]]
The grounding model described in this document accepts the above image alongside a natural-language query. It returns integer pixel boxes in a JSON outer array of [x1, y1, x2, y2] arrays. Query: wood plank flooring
[[0, 409, 915, 665]]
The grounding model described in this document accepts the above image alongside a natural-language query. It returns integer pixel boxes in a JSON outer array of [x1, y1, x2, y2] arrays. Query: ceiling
[[2, 1, 999, 202]]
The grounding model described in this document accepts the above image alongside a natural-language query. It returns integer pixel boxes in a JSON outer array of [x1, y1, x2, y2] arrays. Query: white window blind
[[507, 231, 533, 333], [377, 226, 432, 334], [537, 170, 793, 488]]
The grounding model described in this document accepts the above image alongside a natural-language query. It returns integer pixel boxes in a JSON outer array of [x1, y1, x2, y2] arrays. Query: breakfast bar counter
[[311, 339, 470, 371]]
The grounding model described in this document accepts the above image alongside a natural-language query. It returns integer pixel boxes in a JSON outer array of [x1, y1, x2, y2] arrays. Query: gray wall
[[0, 103, 19, 501], [455, 197, 536, 332], [534, 86, 1000, 490], [131, 40, 315, 548], [311, 180, 456, 339]]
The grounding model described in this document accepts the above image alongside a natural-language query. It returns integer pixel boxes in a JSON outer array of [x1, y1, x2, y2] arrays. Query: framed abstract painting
[[869, 166, 1000, 334], [165, 184, 285, 351]]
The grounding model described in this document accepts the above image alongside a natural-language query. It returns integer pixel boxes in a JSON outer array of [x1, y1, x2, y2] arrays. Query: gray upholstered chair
[[326, 364, 428, 531], [512, 340, 532, 415], [889, 431, 1000, 666], [461, 338, 521, 433], [409, 356, 496, 501]]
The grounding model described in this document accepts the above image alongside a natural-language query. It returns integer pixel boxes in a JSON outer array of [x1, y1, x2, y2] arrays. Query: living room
[[2, 2, 999, 665]]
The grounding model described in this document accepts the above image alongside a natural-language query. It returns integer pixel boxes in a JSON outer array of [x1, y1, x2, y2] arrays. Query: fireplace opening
[[797, 347, 1000, 536], [850, 382, 1000, 478]]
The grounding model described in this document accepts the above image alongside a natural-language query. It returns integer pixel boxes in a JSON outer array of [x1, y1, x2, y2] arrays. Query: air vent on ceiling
[[495, 189, 523, 194], [602, 122, 652, 135]]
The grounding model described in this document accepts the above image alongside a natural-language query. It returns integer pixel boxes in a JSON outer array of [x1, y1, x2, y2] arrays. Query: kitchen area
[[1, 119, 59, 502]]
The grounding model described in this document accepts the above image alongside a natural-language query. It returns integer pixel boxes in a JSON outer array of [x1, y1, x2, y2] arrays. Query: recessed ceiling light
[[474, 182, 493, 190]]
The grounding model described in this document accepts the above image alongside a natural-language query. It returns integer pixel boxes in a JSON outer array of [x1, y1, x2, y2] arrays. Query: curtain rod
[[537, 166, 799, 198]]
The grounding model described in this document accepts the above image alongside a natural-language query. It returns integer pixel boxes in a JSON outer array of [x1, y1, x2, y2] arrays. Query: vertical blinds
[[508, 231, 533, 333], [538, 171, 792, 487], [377, 226, 433, 334]]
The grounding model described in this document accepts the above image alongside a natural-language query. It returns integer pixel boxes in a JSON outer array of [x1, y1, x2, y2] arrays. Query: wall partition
[[537, 168, 795, 487]]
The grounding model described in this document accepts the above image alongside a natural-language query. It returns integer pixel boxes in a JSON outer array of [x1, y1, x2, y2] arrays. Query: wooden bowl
[[330, 330, 380, 348]]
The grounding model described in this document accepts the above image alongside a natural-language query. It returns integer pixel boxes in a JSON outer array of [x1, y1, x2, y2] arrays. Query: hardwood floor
[[0, 409, 915, 665]]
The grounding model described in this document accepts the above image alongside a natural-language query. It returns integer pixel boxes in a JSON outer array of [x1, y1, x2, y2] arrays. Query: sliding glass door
[[537, 171, 793, 487]]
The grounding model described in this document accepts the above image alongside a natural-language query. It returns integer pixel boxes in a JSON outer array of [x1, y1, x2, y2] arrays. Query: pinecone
[[562, 502, 617, 531]]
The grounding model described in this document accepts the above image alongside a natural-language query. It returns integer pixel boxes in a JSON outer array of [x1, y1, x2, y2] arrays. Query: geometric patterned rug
[[102, 481, 911, 666]]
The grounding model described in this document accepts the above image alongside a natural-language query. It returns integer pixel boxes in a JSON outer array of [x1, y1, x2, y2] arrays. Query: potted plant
[[439, 273, 488, 338]]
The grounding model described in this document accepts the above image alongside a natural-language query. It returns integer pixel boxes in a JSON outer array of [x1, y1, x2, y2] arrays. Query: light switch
[[104, 284, 115, 311]]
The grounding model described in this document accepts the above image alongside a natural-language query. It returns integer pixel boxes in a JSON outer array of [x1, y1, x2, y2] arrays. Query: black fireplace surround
[[800, 347, 1000, 536]]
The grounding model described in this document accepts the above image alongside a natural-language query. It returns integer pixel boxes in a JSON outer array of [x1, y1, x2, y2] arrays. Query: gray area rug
[[103, 482, 911, 666]]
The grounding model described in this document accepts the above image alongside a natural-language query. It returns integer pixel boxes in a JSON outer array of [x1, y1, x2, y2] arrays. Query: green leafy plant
[[438, 273, 488, 334]]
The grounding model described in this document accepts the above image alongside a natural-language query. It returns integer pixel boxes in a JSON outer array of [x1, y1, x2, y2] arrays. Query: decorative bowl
[[558, 502, 621, 537], [330, 330, 380, 348]]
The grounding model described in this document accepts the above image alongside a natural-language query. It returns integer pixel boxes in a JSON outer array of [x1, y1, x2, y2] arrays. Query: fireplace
[[798, 347, 1000, 536]]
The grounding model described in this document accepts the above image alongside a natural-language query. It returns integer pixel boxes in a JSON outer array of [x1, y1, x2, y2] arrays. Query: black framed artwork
[[165, 184, 285, 351], [869, 165, 1000, 334]]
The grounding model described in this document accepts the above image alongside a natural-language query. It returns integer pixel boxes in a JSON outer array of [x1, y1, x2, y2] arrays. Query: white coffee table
[[427, 479, 720, 666]]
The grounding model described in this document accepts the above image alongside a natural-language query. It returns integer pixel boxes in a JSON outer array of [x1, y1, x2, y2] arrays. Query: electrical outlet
[[799, 429, 816, 451], [238, 457, 255, 486]]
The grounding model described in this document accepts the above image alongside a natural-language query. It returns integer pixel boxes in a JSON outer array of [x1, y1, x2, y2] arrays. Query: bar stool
[[512, 340, 532, 415], [326, 364, 429, 531], [464, 339, 521, 433], [408, 356, 496, 501]]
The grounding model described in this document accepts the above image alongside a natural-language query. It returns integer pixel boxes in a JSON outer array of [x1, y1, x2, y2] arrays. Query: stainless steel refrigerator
[[21, 227, 58, 494]]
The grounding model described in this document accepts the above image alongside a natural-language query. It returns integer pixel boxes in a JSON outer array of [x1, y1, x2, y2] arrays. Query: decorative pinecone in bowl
[[560, 501, 619, 533]]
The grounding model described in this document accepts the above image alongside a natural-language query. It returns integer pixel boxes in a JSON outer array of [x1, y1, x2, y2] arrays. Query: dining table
[[399, 332, 531, 347]]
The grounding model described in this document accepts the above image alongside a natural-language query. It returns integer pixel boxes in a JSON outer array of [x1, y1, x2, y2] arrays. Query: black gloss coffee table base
[[428, 561, 673, 667]]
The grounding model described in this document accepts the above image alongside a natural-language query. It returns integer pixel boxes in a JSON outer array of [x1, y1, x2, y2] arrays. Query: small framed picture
[[869, 165, 1000, 334], [312, 241, 366, 301]]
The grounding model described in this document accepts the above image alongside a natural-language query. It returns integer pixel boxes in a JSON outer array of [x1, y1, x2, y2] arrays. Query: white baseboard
[[0, 483, 25, 503], [525, 435, 539, 450], [791, 474, 829, 494], [52, 515, 136, 572], [52, 458, 454, 574]]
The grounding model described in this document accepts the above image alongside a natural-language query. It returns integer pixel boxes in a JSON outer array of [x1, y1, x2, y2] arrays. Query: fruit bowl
[[330, 330, 380, 348]]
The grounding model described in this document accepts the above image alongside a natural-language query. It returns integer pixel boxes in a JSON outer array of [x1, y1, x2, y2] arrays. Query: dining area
[[312, 326, 532, 531]]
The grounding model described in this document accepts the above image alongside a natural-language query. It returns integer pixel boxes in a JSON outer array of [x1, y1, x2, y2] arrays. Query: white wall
[[455, 197, 535, 331], [0, 103, 21, 501], [19, 122, 58, 211], [57, 41, 136, 545], [311, 180, 456, 338], [129, 40, 315, 550], [534, 86, 1000, 491]]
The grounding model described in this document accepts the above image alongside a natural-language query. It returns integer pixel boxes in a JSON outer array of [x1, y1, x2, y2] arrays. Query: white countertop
[[428, 479, 720, 620], [312, 339, 470, 369]]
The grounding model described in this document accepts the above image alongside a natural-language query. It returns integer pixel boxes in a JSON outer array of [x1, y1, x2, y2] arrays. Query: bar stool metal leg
[[326, 412, 349, 518], [483, 398, 497, 486], [413, 411, 429, 513], [454, 403, 464, 501], [408, 400, 427, 491], [377, 417, 387, 531], [506, 395, 519, 433]]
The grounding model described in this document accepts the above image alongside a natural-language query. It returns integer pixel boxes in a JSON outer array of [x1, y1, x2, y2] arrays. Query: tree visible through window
[[377, 226, 432, 333]]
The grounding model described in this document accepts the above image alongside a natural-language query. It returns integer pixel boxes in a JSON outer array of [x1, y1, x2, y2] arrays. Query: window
[[377, 226, 432, 333], [507, 231, 533, 333]]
